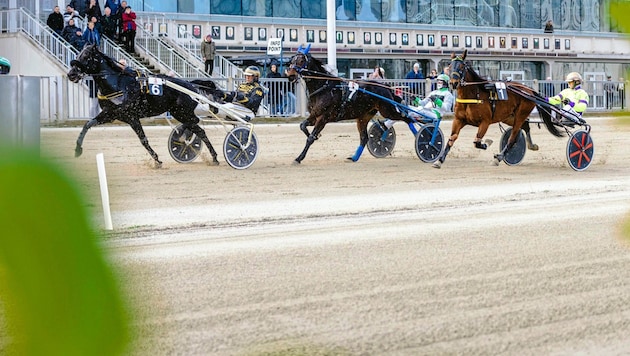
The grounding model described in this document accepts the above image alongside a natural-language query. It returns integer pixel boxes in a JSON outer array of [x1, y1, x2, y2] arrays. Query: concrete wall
[[0, 32, 66, 76]]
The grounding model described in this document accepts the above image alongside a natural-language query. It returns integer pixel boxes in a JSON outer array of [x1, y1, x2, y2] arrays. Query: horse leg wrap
[[350, 145, 364, 162], [475, 141, 488, 150]]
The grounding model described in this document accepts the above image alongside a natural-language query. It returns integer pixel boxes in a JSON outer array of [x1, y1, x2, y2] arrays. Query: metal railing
[[135, 24, 208, 78], [0, 8, 77, 68]]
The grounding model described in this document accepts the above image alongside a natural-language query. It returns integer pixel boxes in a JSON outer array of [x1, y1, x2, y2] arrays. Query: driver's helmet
[[0, 56, 10, 75], [244, 66, 260, 80], [565, 72, 583, 84], [436, 73, 449, 89]]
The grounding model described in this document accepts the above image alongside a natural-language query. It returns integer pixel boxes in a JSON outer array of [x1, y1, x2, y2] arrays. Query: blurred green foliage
[[0, 148, 129, 356]]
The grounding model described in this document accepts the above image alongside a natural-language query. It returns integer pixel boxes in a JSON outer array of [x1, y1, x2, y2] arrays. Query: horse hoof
[[292, 160, 301, 166], [528, 144, 539, 151], [432, 161, 442, 169], [74, 147, 83, 158], [493, 158, 500, 166]]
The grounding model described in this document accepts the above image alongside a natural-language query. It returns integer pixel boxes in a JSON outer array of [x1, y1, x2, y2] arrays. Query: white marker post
[[96, 153, 113, 230]]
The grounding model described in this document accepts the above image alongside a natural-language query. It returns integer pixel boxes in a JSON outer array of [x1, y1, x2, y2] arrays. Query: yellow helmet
[[565, 72, 583, 83]]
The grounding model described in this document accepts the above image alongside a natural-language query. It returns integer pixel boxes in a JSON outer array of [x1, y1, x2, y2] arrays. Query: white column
[[326, 0, 337, 75]]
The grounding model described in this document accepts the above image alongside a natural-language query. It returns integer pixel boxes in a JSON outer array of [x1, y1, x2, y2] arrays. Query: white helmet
[[243, 66, 260, 78], [565, 72, 583, 83]]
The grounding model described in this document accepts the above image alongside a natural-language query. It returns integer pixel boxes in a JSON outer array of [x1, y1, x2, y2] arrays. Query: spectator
[[121, 5, 136, 53], [82, 20, 101, 48], [201, 34, 216, 75], [85, 0, 102, 21], [69, 0, 89, 18], [604, 75, 615, 109], [105, 0, 121, 16], [266, 63, 284, 115], [547, 72, 589, 125], [63, 5, 80, 26], [620, 81, 626, 105], [368, 66, 385, 80], [100, 7, 118, 40], [428, 68, 438, 90], [115, 1, 128, 43], [283, 68, 296, 116], [47, 6, 64, 36], [61, 18, 84, 50], [405, 62, 424, 100], [544, 20, 554, 33]]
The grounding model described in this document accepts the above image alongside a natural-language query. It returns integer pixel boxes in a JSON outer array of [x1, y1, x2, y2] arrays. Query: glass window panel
[[477, 0, 497, 26], [190, 0, 210, 14], [356, 0, 381, 22], [541, 0, 553, 27], [499, 0, 519, 28], [382, 0, 406, 22], [243, 0, 271, 16], [303, 0, 325, 19], [432, 0, 454, 25], [178, 0, 194, 13], [520, 0, 540, 29], [212, 0, 241, 15], [454, 0, 477, 26], [273, 0, 299, 17], [581, 0, 600, 31], [336, 0, 356, 20], [143, 0, 177, 12], [406, 0, 431, 24]]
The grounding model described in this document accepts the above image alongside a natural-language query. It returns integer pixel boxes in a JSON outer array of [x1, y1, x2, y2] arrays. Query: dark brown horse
[[286, 45, 411, 164], [434, 49, 562, 168], [67, 44, 221, 167]]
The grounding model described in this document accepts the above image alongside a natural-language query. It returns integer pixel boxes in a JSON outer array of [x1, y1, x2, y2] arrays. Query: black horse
[[286, 45, 411, 164], [67, 44, 220, 167]]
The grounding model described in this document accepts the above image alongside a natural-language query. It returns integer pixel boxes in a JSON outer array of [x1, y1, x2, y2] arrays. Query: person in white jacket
[[382, 73, 454, 128]]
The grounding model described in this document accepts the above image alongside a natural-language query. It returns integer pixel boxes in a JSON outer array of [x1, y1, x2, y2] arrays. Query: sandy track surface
[[42, 118, 630, 355]]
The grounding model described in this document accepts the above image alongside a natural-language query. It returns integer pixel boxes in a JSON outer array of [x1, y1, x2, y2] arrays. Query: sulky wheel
[[367, 121, 396, 158], [499, 127, 527, 166], [168, 124, 202, 163], [566, 129, 594, 171], [223, 126, 258, 169], [415, 124, 444, 163]]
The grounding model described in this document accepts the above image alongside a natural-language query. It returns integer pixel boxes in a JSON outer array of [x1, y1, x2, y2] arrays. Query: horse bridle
[[289, 52, 309, 74]]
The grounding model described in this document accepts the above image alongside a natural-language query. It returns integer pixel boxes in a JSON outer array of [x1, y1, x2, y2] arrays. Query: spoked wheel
[[168, 124, 202, 163], [223, 126, 258, 169], [566, 129, 594, 171], [367, 121, 396, 158], [499, 127, 527, 166], [415, 124, 444, 163]]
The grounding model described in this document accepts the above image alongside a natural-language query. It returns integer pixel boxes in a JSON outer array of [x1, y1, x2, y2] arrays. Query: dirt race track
[[42, 117, 630, 355]]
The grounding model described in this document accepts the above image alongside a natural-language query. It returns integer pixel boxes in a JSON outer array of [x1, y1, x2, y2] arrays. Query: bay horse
[[67, 44, 221, 167], [286, 44, 412, 164], [434, 49, 562, 168]]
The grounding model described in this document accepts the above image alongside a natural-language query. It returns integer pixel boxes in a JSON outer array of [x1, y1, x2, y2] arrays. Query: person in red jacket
[[121, 5, 136, 53]]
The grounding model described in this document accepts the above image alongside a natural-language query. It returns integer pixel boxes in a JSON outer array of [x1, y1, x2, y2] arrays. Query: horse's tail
[[508, 84, 564, 138], [531, 92, 564, 137], [190, 79, 224, 102]]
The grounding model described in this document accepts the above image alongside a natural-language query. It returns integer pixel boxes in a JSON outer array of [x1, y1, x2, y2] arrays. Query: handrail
[[170, 36, 245, 82], [101, 37, 150, 73], [135, 24, 208, 78]]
